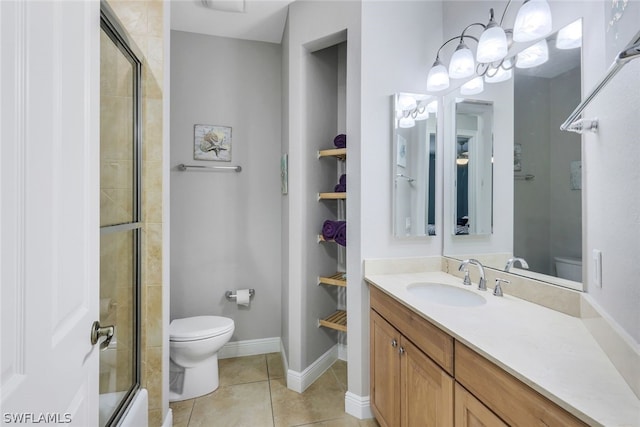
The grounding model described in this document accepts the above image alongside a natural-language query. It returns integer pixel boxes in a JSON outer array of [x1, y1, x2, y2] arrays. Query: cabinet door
[[401, 337, 454, 427], [455, 383, 508, 427], [370, 310, 401, 427]]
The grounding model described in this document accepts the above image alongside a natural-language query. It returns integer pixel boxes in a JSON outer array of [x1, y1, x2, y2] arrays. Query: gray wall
[[170, 30, 282, 342]]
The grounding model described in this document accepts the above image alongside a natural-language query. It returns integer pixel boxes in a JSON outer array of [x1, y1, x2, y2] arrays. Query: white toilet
[[554, 256, 582, 282], [169, 315, 235, 402]]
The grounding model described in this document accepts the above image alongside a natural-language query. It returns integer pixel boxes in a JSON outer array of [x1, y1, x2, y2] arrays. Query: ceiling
[[170, 0, 294, 44]]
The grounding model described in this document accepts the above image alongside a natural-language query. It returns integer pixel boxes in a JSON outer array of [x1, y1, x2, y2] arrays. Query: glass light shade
[[427, 60, 450, 92], [485, 61, 512, 83], [398, 95, 417, 112], [456, 157, 469, 166], [426, 100, 438, 113], [476, 25, 508, 63], [460, 76, 484, 95], [399, 116, 415, 128], [516, 40, 549, 68], [513, 0, 552, 42], [556, 20, 582, 49], [449, 43, 475, 79]]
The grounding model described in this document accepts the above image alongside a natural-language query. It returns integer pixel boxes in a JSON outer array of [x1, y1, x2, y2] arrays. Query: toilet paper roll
[[236, 289, 251, 306]]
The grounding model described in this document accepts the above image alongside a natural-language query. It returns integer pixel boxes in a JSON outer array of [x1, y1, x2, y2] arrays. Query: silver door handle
[[91, 321, 114, 350]]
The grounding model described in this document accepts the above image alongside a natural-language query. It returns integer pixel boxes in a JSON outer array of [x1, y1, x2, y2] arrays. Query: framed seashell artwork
[[194, 124, 232, 161]]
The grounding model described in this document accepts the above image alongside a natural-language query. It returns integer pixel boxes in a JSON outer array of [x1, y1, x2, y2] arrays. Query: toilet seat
[[170, 316, 234, 342]]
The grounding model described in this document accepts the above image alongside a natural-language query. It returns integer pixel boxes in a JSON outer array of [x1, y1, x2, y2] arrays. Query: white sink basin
[[406, 282, 486, 307]]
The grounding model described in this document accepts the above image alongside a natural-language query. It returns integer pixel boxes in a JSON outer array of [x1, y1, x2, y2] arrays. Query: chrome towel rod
[[561, 29, 640, 134], [178, 163, 242, 172], [514, 174, 535, 181]]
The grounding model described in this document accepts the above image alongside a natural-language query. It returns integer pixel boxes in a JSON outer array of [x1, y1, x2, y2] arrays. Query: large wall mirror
[[392, 93, 438, 238], [443, 19, 584, 291]]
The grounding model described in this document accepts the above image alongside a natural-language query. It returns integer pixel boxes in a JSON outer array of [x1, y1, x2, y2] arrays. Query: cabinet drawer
[[370, 285, 454, 375], [455, 342, 589, 427]]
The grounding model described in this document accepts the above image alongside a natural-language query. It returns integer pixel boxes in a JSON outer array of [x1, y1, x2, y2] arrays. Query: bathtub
[[115, 388, 148, 427]]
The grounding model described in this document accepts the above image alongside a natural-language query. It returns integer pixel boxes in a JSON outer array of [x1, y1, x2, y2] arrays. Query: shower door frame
[[99, 2, 143, 426]]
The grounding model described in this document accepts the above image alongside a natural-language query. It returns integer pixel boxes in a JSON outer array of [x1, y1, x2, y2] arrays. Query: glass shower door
[[99, 4, 142, 426]]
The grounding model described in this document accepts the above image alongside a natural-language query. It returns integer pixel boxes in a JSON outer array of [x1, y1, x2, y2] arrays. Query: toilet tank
[[554, 256, 582, 282]]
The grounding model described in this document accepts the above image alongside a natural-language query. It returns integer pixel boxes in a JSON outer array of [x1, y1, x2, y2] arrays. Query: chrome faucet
[[458, 259, 487, 291], [493, 278, 510, 297], [505, 257, 529, 272]]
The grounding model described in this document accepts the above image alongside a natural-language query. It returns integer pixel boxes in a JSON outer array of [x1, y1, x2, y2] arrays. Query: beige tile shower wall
[[106, 1, 165, 426]]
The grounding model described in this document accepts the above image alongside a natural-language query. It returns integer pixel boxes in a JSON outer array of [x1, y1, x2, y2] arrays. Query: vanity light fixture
[[516, 39, 549, 68], [556, 19, 582, 49], [460, 76, 484, 95], [425, 0, 552, 92], [396, 95, 435, 129]]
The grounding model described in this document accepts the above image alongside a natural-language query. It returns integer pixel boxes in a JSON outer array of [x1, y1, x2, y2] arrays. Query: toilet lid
[[170, 316, 234, 341]]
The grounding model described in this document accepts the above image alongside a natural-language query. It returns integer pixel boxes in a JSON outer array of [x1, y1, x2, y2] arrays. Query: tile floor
[[170, 353, 381, 427]]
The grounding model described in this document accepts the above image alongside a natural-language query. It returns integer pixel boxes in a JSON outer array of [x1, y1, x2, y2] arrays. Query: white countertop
[[365, 271, 640, 427]]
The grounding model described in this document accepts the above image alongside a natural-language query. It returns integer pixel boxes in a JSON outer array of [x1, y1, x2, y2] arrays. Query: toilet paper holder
[[225, 289, 255, 301]]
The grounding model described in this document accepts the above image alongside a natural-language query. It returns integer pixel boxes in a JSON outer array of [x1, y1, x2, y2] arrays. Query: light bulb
[[460, 76, 484, 95], [427, 58, 450, 92], [513, 0, 552, 42], [477, 24, 508, 63], [516, 40, 549, 68], [556, 19, 582, 49], [449, 42, 475, 79]]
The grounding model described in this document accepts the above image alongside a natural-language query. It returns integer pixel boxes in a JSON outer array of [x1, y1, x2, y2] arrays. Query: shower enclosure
[[99, 3, 143, 426]]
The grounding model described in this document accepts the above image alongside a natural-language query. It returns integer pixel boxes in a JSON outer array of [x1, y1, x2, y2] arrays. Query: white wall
[[359, 0, 444, 400], [170, 31, 282, 341]]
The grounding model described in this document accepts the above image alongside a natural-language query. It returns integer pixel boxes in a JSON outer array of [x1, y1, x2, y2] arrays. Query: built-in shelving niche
[[318, 147, 347, 333]]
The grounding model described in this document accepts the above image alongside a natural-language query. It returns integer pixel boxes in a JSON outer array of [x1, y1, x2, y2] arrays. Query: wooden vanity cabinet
[[369, 285, 590, 427], [370, 289, 454, 427]]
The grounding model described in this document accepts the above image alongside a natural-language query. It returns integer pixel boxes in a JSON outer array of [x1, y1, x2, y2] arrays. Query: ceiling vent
[[201, 0, 246, 13]]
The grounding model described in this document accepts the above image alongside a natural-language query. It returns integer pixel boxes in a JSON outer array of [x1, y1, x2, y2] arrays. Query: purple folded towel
[[334, 174, 346, 192], [334, 134, 346, 149], [322, 220, 346, 242], [334, 221, 346, 247]]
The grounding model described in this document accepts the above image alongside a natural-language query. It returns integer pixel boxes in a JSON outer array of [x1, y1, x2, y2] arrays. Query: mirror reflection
[[443, 19, 583, 291], [513, 19, 583, 283], [392, 93, 438, 238], [454, 99, 493, 236]]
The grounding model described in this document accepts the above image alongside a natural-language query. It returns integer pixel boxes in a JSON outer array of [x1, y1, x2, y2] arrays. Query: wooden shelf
[[319, 272, 347, 287], [318, 148, 346, 160], [318, 192, 346, 200], [319, 310, 347, 332]]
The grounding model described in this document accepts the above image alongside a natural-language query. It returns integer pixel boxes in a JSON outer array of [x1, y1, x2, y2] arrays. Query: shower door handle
[[91, 321, 115, 350]]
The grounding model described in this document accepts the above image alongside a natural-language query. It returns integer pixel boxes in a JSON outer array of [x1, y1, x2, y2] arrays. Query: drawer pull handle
[[391, 339, 398, 348], [399, 347, 405, 355]]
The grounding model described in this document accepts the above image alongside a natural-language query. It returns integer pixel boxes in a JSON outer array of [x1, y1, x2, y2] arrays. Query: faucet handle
[[493, 278, 510, 297]]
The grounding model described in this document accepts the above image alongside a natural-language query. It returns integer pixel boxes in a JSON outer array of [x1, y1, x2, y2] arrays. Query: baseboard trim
[[287, 344, 339, 393], [345, 392, 374, 420], [219, 337, 281, 359]]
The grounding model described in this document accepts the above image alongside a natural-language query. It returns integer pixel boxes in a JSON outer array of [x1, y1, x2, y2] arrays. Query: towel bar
[[225, 289, 255, 301], [178, 163, 242, 172]]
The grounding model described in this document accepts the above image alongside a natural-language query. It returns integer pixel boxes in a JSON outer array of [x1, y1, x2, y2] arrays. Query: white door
[[1, 1, 100, 426]]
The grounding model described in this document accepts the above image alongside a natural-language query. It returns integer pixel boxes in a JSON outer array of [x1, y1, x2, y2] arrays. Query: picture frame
[[194, 124, 232, 161]]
